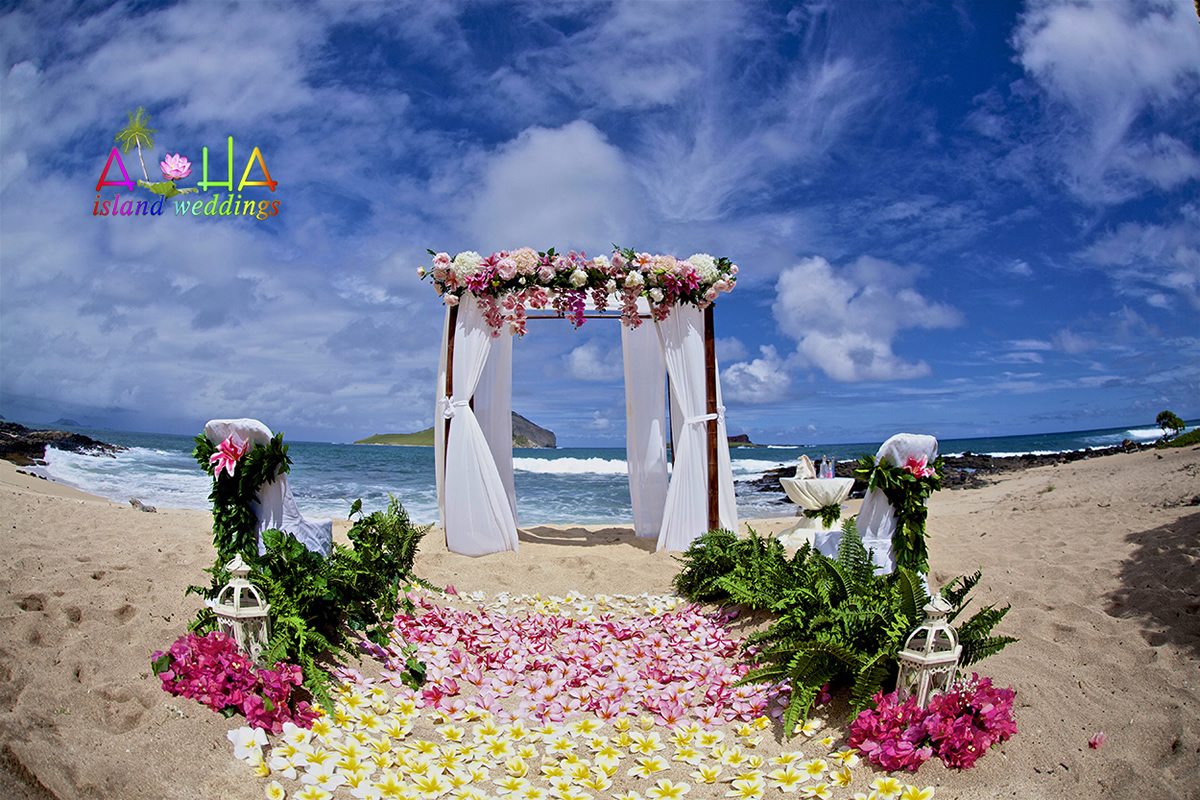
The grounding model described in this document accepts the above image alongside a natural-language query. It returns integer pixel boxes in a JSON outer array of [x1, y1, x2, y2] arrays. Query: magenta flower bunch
[[375, 592, 776, 727], [152, 631, 319, 732], [848, 675, 1017, 772]]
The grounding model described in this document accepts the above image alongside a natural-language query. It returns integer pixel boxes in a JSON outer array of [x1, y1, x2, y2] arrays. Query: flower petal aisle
[[228, 590, 938, 800]]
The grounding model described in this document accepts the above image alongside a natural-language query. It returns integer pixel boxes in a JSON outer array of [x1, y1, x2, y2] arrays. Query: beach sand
[[1, 447, 1197, 799]]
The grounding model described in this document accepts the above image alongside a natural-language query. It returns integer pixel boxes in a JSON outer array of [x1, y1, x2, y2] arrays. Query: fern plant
[[674, 520, 1016, 738]]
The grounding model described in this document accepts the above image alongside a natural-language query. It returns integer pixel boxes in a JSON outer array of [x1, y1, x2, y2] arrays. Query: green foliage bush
[[672, 521, 1015, 737], [189, 433, 431, 709]]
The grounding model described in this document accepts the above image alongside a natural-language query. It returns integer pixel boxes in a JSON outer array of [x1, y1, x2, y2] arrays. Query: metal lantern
[[896, 595, 962, 708], [213, 555, 271, 663]]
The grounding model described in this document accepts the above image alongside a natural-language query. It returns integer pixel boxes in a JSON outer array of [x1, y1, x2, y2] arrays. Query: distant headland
[[356, 412, 557, 448]]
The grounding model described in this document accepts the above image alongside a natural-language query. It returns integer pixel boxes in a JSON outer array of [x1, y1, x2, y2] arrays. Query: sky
[[1, 0, 1197, 447]]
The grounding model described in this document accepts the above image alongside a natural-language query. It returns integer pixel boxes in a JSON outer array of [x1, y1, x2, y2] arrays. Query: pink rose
[[159, 153, 192, 180], [497, 257, 518, 280], [433, 252, 451, 268]]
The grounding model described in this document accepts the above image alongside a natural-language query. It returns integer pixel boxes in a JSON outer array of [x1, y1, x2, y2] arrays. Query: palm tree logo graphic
[[114, 106, 197, 200]]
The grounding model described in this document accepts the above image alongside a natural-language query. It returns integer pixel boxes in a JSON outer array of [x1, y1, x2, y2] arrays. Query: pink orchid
[[159, 153, 192, 180], [904, 454, 936, 478], [210, 433, 250, 478]]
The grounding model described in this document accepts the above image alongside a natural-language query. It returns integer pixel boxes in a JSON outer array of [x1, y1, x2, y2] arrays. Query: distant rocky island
[[356, 412, 557, 448]]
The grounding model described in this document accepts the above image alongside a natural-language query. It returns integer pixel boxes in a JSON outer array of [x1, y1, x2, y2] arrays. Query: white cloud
[[1082, 204, 1200, 309], [772, 255, 962, 382], [467, 121, 648, 252], [721, 345, 790, 404], [562, 339, 624, 383], [1012, 0, 1200, 201], [715, 337, 748, 362]]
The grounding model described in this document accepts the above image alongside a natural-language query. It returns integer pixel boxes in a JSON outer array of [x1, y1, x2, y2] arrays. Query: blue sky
[[1, 0, 1197, 446]]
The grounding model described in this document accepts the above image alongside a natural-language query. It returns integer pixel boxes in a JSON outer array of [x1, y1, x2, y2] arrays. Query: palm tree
[[115, 107, 157, 181]]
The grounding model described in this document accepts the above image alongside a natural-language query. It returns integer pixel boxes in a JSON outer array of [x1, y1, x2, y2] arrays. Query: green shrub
[[673, 521, 1016, 737]]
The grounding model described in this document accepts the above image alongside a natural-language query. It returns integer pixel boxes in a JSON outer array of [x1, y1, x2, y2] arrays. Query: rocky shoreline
[[737, 440, 1151, 506], [0, 421, 125, 466]]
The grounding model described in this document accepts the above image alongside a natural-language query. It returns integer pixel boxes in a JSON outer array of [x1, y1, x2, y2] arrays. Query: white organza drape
[[654, 306, 738, 551], [856, 433, 939, 574], [476, 328, 517, 527], [434, 295, 519, 556], [622, 319, 669, 538]]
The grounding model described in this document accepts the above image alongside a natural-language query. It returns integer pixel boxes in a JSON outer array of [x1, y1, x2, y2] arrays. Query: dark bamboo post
[[704, 304, 719, 532]]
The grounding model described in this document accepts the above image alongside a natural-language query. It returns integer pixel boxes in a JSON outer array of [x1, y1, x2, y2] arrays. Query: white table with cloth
[[776, 476, 855, 548]]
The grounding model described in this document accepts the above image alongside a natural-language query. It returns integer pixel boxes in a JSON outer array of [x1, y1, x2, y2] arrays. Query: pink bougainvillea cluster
[[848, 675, 1017, 771], [372, 592, 777, 728], [152, 631, 319, 733]]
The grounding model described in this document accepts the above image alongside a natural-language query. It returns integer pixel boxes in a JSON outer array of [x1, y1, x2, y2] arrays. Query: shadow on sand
[[1106, 508, 1200, 655], [517, 526, 658, 553]]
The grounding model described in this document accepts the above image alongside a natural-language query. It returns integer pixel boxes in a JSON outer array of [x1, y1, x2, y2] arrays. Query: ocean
[[27, 422, 1188, 527]]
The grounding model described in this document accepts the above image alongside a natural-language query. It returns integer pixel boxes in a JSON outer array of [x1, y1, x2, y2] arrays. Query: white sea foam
[[42, 445, 211, 510], [1124, 427, 1171, 440], [512, 456, 629, 475]]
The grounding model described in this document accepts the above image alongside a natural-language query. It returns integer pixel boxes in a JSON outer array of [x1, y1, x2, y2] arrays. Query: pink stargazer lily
[[904, 455, 936, 479], [210, 434, 250, 478]]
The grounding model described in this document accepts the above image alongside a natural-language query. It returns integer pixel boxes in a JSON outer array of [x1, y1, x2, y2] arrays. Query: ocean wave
[[512, 456, 629, 475], [1124, 427, 1169, 440], [42, 445, 212, 509]]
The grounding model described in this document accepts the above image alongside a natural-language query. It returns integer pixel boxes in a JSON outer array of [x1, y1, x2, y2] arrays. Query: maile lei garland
[[854, 453, 944, 573], [803, 502, 844, 529], [191, 431, 290, 579]]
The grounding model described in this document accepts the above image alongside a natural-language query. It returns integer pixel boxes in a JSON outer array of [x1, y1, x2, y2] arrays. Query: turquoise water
[[27, 421, 1192, 526]]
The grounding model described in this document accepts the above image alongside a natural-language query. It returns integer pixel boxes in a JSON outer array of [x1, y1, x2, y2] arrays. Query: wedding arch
[[423, 247, 740, 556]]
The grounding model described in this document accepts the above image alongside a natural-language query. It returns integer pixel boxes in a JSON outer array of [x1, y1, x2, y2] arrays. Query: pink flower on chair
[[904, 455, 936, 479], [210, 434, 250, 478]]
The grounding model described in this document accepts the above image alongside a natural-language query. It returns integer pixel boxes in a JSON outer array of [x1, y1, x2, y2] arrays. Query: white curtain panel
[[654, 305, 738, 551], [622, 319, 669, 538], [856, 433, 939, 574], [439, 295, 520, 555], [204, 418, 333, 557], [476, 326, 517, 527], [434, 308, 451, 525]]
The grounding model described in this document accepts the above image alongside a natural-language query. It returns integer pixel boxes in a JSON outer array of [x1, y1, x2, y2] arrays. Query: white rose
[[569, 268, 588, 288], [593, 255, 611, 270], [649, 288, 664, 303], [624, 270, 645, 290]]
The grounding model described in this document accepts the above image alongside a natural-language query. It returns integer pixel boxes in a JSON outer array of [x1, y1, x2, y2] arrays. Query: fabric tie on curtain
[[441, 294, 520, 556], [440, 397, 469, 419]]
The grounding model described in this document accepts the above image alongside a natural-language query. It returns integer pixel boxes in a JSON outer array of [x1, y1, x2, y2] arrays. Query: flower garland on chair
[[421, 246, 738, 336], [854, 453, 944, 573]]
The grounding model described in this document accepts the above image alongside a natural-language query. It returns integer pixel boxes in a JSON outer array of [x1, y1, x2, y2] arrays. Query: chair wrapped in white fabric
[[853, 433, 939, 575], [204, 418, 333, 558]]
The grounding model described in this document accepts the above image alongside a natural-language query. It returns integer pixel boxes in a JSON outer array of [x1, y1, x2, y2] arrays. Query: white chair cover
[[654, 305, 738, 551], [203, 418, 333, 558], [436, 294, 520, 556], [855, 433, 939, 574], [622, 317, 669, 538]]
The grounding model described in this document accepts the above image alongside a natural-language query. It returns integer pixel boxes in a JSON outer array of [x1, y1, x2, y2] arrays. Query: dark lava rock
[[0, 421, 124, 466]]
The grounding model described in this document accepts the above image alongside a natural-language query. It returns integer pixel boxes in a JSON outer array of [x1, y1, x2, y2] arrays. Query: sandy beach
[[1, 446, 1197, 800]]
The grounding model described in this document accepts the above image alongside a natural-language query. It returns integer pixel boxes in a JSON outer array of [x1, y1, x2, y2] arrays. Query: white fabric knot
[[440, 397, 470, 420], [684, 406, 725, 426]]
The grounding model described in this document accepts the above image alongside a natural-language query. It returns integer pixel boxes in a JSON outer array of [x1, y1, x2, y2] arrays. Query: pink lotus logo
[[93, 106, 279, 220]]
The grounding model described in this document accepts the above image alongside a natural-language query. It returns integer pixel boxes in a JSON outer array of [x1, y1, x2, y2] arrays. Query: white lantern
[[213, 555, 271, 664], [895, 595, 962, 708]]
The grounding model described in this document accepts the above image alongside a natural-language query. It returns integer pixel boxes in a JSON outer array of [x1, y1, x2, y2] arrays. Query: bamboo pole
[[704, 304, 719, 532]]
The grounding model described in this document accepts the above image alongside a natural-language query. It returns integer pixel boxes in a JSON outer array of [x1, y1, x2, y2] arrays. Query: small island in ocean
[[356, 412, 557, 448]]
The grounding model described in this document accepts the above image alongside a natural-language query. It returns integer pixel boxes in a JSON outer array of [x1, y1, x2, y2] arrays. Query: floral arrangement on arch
[[420, 246, 738, 336]]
